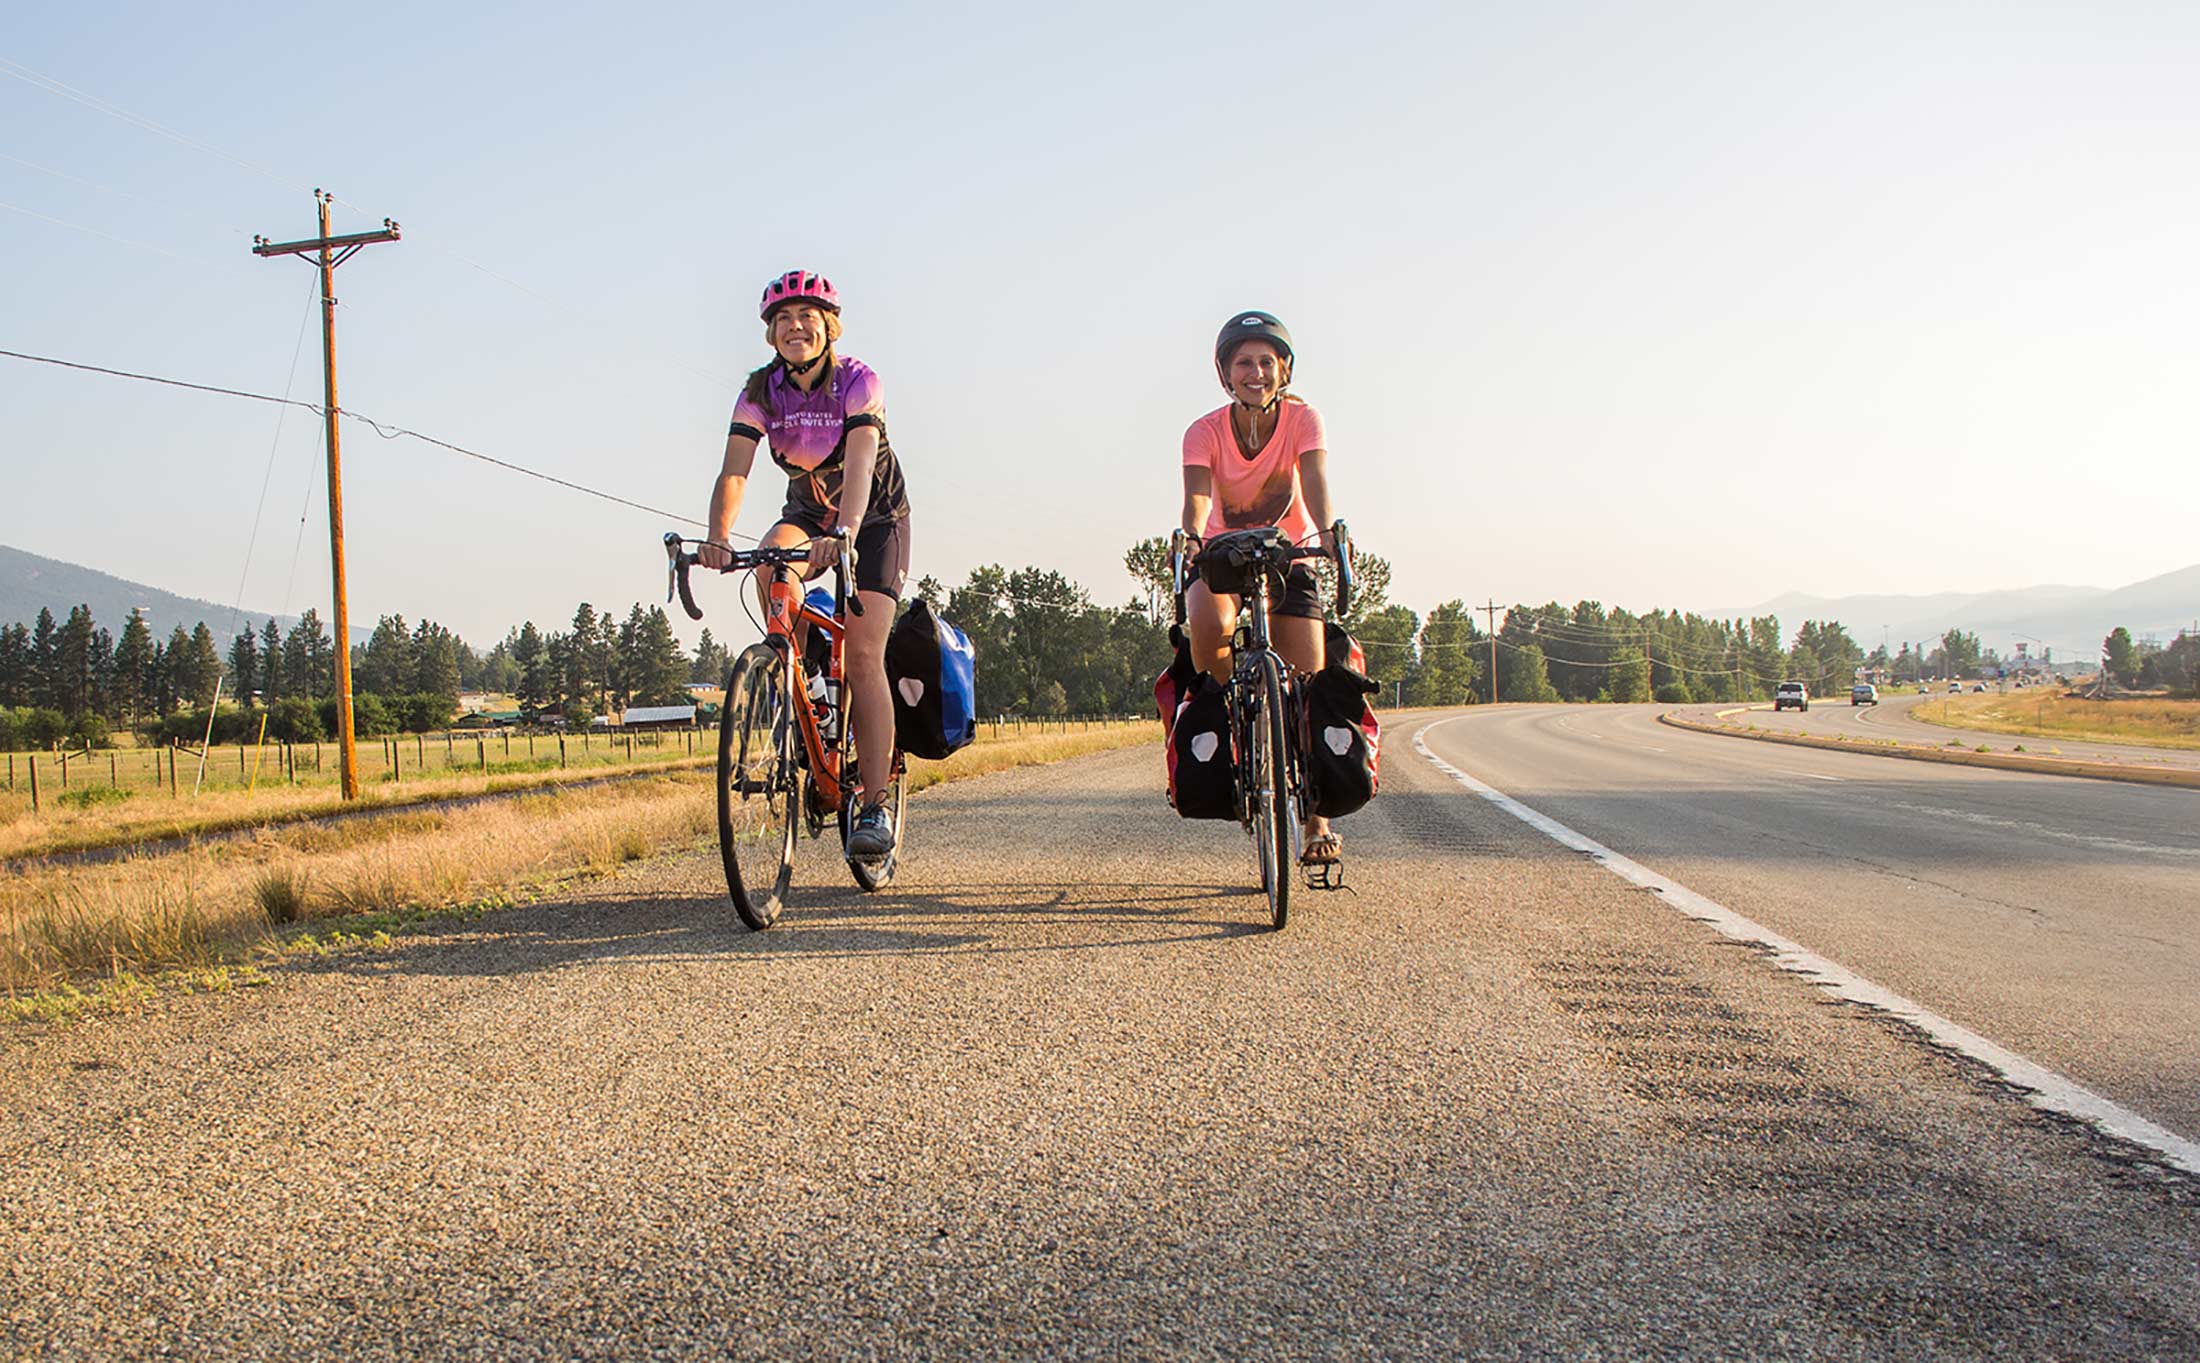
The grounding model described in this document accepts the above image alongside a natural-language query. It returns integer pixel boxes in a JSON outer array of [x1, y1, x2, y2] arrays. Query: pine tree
[[228, 628, 261, 702], [30, 608, 58, 710], [56, 605, 95, 719], [187, 624, 223, 709], [259, 619, 285, 701], [113, 610, 154, 725], [511, 622, 550, 710]]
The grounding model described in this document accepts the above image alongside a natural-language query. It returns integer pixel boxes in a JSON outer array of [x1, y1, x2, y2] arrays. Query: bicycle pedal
[[1301, 861, 1345, 891]]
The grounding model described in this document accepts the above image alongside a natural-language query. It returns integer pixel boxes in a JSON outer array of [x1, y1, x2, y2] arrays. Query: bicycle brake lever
[[664, 532, 704, 621]]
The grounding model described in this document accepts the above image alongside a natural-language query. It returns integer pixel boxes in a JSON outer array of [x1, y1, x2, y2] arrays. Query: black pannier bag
[[1302, 622, 1381, 819], [1167, 672, 1238, 819], [1153, 626, 1198, 736], [885, 599, 978, 761]]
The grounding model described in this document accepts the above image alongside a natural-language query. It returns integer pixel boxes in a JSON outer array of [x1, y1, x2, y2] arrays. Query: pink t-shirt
[[1181, 399, 1326, 544]]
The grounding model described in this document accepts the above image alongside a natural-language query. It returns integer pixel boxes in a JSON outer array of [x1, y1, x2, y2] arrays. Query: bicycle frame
[[763, 572, 856, 813], [1222, 576, 1295, 831]]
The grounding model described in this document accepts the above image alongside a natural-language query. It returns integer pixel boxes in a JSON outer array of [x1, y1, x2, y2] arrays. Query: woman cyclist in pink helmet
[[1181, 309, 1344, 866], [700, 270, 912, 858]]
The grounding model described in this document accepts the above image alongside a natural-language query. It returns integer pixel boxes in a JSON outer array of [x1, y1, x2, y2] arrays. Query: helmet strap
[[783, 347, 829, 381]]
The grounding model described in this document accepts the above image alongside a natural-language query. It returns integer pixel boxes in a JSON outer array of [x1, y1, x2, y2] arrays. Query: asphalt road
[[1706, 688, 2200, 772], [4, 726, 2195, 1359]]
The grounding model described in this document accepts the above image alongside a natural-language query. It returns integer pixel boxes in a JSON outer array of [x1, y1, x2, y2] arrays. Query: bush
[[1654, 683, 1692, 704], [18, 707, 69, 749], [66, 713, 114, 748], [398, 693, 455, 734], [267, 696, 325, 743], [321, 693, 398, 738]]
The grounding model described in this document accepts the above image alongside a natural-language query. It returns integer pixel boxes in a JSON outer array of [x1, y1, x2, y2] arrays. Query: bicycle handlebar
[[663, 531, 863, 622], [1170, 521, 1355, 620]]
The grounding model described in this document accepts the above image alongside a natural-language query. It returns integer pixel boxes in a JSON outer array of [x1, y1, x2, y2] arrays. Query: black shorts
[[1272, 564, 1325, 620], [778, 513, 911, 600]]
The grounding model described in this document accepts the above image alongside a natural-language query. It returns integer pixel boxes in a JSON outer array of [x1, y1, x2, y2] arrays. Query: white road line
[[1412, 717, 2200, 1178]]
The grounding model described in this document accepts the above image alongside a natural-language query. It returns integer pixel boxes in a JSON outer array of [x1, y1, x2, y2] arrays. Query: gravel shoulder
[[4, 738, 2194, 1360]]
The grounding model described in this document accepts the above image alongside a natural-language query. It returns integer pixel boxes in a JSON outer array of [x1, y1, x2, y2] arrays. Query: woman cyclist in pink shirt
[[699, 271, 912, 859], [1181, 310, 1343, 866]]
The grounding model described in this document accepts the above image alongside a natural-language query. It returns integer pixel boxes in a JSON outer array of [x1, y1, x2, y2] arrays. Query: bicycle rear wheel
[[719, 643, 799, 929], [1251, 653, 1296, 929]]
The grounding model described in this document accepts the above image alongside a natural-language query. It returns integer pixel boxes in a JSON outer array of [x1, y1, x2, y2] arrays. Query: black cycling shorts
[[1272, 563, 1325, 620], [777, 514, 911, 600]]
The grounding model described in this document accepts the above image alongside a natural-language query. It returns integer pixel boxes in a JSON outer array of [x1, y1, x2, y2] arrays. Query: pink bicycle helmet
[[759, 269, 840, 320]]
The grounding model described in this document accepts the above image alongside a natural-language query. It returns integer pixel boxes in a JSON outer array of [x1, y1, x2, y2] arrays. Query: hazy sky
[[5, 2, 2195, 648]]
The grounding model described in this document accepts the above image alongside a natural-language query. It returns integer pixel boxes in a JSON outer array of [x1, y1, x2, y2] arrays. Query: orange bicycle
[[666, 530, 906, 928]]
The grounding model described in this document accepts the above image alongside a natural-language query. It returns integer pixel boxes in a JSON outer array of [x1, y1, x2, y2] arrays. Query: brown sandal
[[1300, 832, 1342, 865]]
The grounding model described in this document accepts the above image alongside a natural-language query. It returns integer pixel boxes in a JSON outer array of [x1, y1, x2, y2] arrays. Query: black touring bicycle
[[1164, 520, 1372, 930]]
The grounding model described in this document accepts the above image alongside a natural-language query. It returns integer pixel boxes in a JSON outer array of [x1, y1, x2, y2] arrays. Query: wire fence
[[0, 714, 1154, 815]]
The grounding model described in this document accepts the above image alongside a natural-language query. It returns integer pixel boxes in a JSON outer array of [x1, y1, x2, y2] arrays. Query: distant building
[[617, 705, 698, 732]]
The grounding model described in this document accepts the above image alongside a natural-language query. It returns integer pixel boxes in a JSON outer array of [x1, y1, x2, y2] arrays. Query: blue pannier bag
[[886, 599, 977, 760]]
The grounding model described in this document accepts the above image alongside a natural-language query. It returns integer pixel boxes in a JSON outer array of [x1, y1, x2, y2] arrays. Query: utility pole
[[1480, 600, 1500, 703], [254, 190, 400, 799]]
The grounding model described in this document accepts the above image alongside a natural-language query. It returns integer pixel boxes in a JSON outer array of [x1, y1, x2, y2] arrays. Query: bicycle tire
[[839, 767, 906, 892], [1252, 653, 1295, 929], [719, 642, 798, 929]]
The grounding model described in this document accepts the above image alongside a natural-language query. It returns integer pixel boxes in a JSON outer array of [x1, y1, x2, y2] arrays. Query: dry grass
[[1909, 693, 2200, 751], [0, 750, 709, 863], [2, 722, 1158, 1007]]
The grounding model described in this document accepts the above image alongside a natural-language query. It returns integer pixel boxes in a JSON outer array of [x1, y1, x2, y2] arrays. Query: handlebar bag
[[1197, 528, 1293, 599], [1167, 671, 1238, 819], [1303, 634, 1381, 819], [886, 599, 978, 760]]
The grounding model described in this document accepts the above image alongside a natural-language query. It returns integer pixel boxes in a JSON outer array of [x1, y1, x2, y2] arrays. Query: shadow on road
[[311, 878, 1268, 982]]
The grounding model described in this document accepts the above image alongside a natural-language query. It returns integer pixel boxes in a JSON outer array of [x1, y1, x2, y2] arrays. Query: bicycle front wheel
[[1251, 653, 1296, 930], [839, 766, 906, 893], [719, 642, 799, 929]]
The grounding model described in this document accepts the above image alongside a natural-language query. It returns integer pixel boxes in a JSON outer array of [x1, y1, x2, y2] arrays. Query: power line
[[0, 346, 716, 530], [0, 55, 307, 195], [0, 197, 199, 263]]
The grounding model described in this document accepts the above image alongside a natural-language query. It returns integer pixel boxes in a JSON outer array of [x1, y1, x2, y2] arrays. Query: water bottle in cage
[[816, 676, 842, 743]]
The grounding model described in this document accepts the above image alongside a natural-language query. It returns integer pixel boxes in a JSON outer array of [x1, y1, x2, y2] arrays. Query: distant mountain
[[0, 543, 303, 647], [1715, 564, 2199, 660]]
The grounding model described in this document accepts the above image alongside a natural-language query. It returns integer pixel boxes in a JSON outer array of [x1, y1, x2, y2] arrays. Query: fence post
[[393, 740, 402, 782], [111, 752, 119, 786], [478, 736, 487, 773], [6, 752, 12, 792], [559, 735, 568, 769], [315, 742, 323, 773], [58, 750, 67, 789], [169, 745, 178, 797], [417, 733, 425, 768], [28, 755, 39, 812]]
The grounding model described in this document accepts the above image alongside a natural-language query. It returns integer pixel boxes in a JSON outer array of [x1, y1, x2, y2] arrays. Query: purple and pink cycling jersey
[[729, 355, 909, 530]]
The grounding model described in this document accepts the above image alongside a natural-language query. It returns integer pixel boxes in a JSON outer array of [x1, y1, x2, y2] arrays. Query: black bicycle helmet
[[1214, 310, 1294, 374]]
